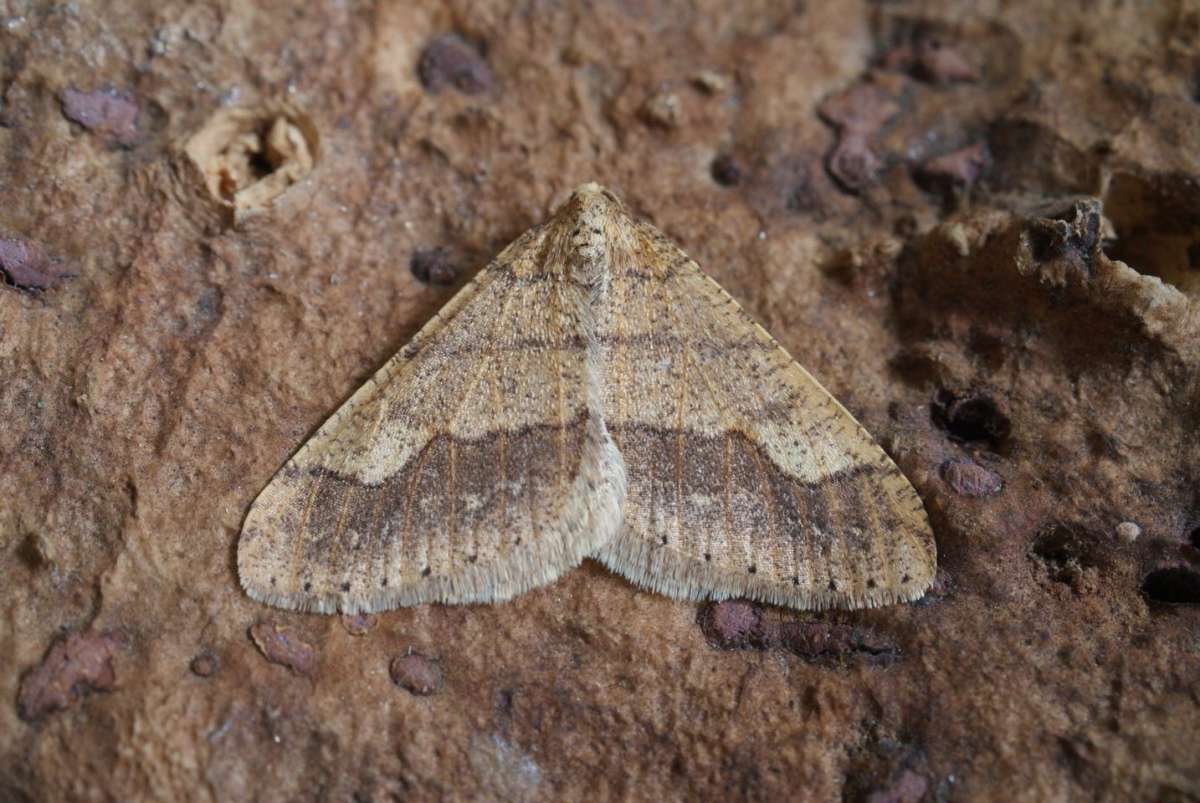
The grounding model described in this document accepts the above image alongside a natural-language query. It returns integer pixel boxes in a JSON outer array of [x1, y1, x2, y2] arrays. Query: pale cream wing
[[238, 225, 625, 614], [594, 222, 935, 610]]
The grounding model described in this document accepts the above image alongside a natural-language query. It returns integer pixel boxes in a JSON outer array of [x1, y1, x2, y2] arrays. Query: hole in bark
[[1031, 523, 1106, 593], [710, 153, 743, 186], [185, 104, 319, 221], [1102, 171, 1200, 295], [1032, 524, 1098, 567], [1141, 567, 1200, 604], [16, 533, 50, 570], [931, 389, 1012, 451], [410, 246, 462, 286]]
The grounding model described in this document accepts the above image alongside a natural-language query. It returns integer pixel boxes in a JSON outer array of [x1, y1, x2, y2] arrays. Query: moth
[[238, 184, 936, 613]]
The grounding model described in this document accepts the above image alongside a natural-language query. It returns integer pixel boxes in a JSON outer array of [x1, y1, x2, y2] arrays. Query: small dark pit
[[417, 33, 492, 95], [710, 153, 743, 186], [410, 246, 462, 286], [932, 389, 1012, 452], [1142, 567, 1200, 605], [1031, 523, 1106, 593]]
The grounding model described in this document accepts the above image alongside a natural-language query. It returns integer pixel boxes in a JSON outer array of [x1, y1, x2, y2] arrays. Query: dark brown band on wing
[[609, 424, 927, 580], [256, 419, 590, 597]]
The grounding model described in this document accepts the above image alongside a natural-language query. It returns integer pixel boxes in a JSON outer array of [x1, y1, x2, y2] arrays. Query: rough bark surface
[[2, 1, 1199, 801]]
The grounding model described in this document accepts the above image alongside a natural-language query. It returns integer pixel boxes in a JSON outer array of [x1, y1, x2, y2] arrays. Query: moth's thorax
[[556, 183, 628, 293]]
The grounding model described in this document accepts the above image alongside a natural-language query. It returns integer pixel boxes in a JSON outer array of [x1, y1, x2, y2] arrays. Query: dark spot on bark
[[701, 602, 898, 664], [0, 238, 73, 291], [940, 458, 1003, 496], [1142, 567, 1200, 605], [1189, 527, 1200, 549], [704, 553, 712, 561], [1031, 524, 1099, 568], [698, 600, 764, 648], [817, 83, 898, 193], [828, 579, 837, 591], [785, 172, 818, 212], [916, 142, 990, 200], [901, 574, 911, 583], [417, 33, 492, 95], [468, 554, 478, 563], [778, 621, 899, 665], [249, 622, 317, 676], [931, 389, 1012, 452], [17, 630, 122, 722], [661, 535, 668, 545], [410, 246, 461, 286], [711, 153, 743, 186], [340, 581, 350, 592], [748, 565, 757, 574], [911, 32, 977, 84], [1031, 523, 1106, 593], [858, 769, 930, 803], [269, 576, 277, 586], [16, 533, 49, 570], [826, 138, 883, 193], [792, 576, 800, 585], [514, 538, 522, 546], [59, 86, 141, 146], [190, 652, 219, 678], [341, 613, 376, 636], [303, 581, 312, 592], [390, 652, 443, 695], [495, 687, 515, 718], [867, 578, 877, 589], [421, 566, 431, 577]]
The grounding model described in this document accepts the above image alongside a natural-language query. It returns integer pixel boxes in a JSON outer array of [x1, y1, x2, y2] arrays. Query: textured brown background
[[2, 1, 1200, 801]]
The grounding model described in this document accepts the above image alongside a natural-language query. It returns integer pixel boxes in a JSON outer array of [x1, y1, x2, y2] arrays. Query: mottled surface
[[2, 1, 1199, 801]]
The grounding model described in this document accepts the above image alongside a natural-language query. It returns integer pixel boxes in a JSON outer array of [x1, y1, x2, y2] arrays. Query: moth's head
[[565, 182, 625, 215]]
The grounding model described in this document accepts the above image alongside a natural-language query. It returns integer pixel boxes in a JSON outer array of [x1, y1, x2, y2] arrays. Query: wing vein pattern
[[238, 184, 933, 614]]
